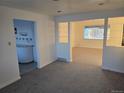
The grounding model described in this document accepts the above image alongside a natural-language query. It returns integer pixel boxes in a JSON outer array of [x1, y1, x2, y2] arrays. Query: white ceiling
[[0, 0, 124, 16]]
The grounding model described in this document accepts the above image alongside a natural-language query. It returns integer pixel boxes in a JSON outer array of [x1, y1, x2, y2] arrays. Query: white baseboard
[[40, 62, 52, 68], [73, 46, 103, 50], [0, 76, 21, 89], [102, 66, 124, 74], [38, 59, 57, 69]]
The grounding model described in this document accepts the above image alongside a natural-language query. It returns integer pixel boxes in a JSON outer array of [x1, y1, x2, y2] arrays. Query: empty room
[[0, 0, 124, 93]]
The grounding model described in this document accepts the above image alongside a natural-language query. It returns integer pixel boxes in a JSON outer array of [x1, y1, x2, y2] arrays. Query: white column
[[67, 22, 71, 62], [102, 17, 108, 67], [103, 17, 108, 47]]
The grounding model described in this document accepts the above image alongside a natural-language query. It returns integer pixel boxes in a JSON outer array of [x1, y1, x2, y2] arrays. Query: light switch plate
[[8, 41, 11, 46]]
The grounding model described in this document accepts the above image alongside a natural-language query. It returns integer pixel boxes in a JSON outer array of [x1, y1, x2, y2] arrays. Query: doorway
[[13, 19, 38, 75]]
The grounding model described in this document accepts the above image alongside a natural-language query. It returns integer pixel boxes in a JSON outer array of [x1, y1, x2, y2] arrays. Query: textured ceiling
[[0, 0, 124, 16]]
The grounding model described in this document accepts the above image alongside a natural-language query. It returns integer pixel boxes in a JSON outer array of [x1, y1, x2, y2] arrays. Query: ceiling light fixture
[[57, 10, 62, 13], [53, 0, 59, 1], [98, 2, 104, 6]]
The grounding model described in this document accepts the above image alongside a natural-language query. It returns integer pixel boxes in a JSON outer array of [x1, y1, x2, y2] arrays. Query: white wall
[[0, 6, 56, 89], [102, 46, 124, 73], [57, 43, 69, 60]]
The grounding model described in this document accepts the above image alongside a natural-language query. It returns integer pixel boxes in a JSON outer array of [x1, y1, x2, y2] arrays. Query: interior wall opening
[[57, 22, 69, 62], [102, 16, 124, 73], [106, 17, 124, 47], [70, 19, 104, 66], [13, 19, 38, 75]]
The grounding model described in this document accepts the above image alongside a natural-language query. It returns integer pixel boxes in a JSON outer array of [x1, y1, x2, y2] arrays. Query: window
[[58, 22, 68, 43], [84, 26, 104, 39]]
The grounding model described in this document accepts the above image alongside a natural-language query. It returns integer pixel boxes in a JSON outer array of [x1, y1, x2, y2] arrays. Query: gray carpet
[[19, 62, 37, 75], [0, 61, 124, 93]]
